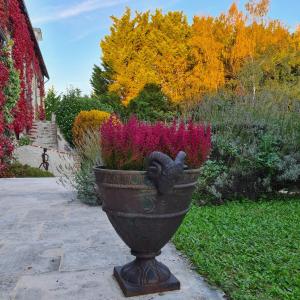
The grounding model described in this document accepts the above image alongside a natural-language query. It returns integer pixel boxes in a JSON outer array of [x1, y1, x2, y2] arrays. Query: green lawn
[[173, 199, 300, 300]]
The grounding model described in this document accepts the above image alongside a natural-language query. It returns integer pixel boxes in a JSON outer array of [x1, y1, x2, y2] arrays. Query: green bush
[[192, 90, 300, 202], [5, 162, 54, 177], [98, 92, 126, 119], [127, 83, 178, 122], [74, 161, 100, 206], [90, 64, 126, 118], [18, 135, 32, 146], [55, 88, 113, 145], [57, 130, 102, 206]]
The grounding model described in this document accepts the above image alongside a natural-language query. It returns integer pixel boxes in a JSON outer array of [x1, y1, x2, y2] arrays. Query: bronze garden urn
[[94, 151, 199, 297]]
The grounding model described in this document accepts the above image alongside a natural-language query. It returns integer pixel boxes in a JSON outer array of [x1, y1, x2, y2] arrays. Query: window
[[0, 27, 6, 48]]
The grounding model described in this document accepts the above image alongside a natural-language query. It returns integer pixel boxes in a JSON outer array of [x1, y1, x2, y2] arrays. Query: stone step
[[29, 120, 59, 150]]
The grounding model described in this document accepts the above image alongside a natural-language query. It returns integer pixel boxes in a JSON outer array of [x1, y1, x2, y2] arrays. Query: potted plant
[[94, 116, 211, 297]]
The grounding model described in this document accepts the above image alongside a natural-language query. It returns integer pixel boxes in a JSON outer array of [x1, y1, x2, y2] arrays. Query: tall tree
[[90, 63, 113, 98], [44, 87, 60, 121], [101, 9, 191, 104], [187, 16, 224, 99], [99, 1, 299, 105]]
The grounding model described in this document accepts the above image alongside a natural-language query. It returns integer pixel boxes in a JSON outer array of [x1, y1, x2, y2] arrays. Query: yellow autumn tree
[[149, 10, 191, 103], [99, 1, 298, 105], [187, 16, 224, 99], [245, 0, 270, 20], [292, 26, 300, 51], [101, 9, 158, 105], [101, 9, 191, 104], [228, 3, 254, 76]]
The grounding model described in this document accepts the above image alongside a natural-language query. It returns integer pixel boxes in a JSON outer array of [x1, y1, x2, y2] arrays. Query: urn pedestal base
[[113, 256, 180, 297]]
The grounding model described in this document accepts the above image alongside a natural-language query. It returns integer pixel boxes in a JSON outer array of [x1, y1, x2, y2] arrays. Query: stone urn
[[94, 151, 200, 297]]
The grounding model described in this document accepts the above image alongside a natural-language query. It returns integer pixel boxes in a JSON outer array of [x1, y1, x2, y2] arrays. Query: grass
[[173, 199, 300, 300], [3, 162, 54, 178]]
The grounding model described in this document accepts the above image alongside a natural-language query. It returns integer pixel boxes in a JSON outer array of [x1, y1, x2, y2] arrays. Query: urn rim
[[93, 165, 201, 175]]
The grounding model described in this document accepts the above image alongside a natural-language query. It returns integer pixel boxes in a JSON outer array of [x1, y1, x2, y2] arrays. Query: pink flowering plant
[[100, 116, 211, 170]]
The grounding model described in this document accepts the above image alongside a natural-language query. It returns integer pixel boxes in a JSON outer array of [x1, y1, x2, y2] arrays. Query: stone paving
[[14, 146, 76, 177], [0, 178, 225, 300]]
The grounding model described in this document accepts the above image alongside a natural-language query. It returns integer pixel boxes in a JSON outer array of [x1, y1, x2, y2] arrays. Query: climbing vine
[[0, 0, 46, 175], [2, 41, 21, 123], [0, 51, 10, 175], [0, 0, 44, 176], [0, 42, 21, 176], [8, 0, 45, 135]]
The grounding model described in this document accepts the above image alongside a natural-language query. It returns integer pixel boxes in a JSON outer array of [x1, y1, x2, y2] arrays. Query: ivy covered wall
[[0, 0, 48, 175]]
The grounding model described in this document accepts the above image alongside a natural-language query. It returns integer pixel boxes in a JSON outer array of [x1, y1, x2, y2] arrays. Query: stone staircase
[[29, 121, 58, 149]]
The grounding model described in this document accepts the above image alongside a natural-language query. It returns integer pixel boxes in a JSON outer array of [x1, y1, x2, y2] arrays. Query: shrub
[[194, 159, 228, 204], [57, 130, 102, 206], [55, 88, 113, 145], [74, 130, 103, 205], [72, 110, 110, 145], [3, 162, 54, 178], [195, 132, 293, 203], [191, 90, 300, 202], [18, 135, 32, 146], [127, 83, 178, 122], [100, 116, 211, 170], [0, 135, 14, 177]]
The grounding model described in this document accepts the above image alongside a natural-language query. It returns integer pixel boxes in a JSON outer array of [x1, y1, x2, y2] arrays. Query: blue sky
[[24, 0, 300, 96]]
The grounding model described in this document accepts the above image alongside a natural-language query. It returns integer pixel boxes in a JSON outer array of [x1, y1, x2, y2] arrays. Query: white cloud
[[32, 0, 129, 24]]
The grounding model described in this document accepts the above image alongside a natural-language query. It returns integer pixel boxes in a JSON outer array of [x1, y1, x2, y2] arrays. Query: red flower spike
[[100, 116, 211, 170]]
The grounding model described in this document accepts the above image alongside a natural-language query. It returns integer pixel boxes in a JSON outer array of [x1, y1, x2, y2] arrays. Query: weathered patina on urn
[[94, 151, 200, 297]]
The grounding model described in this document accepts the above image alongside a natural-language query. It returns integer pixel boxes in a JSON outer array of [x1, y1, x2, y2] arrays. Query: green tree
[[127, 83, 177, 122], [237, 51, 300, 102], [55, 87, 113, 145], [90, 63, 113, 98], [44, 87, 61, 121]]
